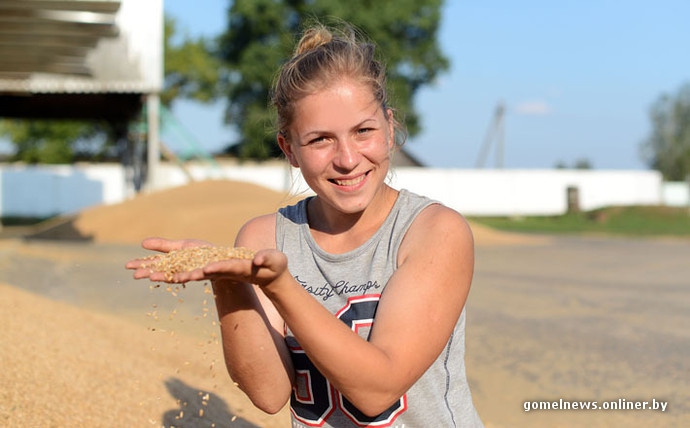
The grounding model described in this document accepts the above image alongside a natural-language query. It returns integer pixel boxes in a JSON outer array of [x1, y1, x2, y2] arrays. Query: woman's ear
[[277, 132, 299, 168]]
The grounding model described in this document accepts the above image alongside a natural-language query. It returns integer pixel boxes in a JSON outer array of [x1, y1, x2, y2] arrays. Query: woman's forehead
[[292, 88, 383, 132], [297, 79, 379, 113]]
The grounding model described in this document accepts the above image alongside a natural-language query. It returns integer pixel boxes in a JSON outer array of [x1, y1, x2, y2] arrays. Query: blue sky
[[164, 0, 690, 170]]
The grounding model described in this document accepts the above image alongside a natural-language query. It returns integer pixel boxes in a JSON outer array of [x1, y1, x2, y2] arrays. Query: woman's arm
[[260, 204, 475, 416], [126, 214, 295, 414], [210, 213, 294, 414]]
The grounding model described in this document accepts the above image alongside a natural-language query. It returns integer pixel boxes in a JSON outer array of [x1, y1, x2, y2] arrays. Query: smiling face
[[278, 78, 395, 217]]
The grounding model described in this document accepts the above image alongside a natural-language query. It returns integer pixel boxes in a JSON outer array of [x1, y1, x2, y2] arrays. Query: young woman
[[127, 23, 483, 428]]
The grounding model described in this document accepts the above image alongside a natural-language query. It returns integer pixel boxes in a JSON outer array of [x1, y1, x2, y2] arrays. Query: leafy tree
[[574, 158, 592, 170], [216, 0, 449, 159], [162, 16, 224, 107], [640, 82, 690, 181], [554, 158, 593, 170], [0, 120, 106, 164]]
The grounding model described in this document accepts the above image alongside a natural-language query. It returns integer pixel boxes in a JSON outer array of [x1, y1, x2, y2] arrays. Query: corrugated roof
[[0, 0, 162, 94], [0, 1, 121, 77]]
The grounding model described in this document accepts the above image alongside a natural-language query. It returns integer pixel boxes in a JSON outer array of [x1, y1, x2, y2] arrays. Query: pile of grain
[[73, 179, 299, 245], [40, 178, 538, 247], [0, 282, 288, 428]]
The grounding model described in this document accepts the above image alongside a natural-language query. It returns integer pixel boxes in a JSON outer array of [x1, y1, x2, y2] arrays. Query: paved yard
[[1, 234, 688, 427]]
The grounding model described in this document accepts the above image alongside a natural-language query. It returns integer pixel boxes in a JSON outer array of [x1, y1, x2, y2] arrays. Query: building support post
[[146, 93, 160, 192]]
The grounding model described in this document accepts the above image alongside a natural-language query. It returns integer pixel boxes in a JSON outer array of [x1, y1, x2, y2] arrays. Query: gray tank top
[[276, 189, 483, 427]]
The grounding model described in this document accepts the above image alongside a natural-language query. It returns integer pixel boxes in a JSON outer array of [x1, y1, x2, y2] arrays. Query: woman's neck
[[307, 185, 399, 253]]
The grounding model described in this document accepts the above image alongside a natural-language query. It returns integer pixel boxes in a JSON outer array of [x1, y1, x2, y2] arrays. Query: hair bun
[[295, 26, 333, 55]]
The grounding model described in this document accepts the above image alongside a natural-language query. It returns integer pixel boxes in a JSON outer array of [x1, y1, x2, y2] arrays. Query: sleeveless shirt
[[276, 189, 483, 428]]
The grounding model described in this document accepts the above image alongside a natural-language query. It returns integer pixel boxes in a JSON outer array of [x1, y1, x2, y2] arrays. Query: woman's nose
[[333, 139, 360, 170]]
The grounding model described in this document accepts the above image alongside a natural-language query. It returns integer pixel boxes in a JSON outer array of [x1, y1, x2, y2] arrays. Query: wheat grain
[[141, 246, 256, 281]]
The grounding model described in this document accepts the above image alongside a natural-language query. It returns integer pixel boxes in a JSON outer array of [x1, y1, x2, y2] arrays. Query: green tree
[[0, 16, 219, 164], [216, 0, 449, 159], [554, 158, 593, 170], [640, 82, 690, 181], [0, 120, 106, 164], [162, 16, 223, 107], [574, 158, 592, 170]]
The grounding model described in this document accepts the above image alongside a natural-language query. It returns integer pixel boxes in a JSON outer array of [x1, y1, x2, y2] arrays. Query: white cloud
[[514, 100, 552, 116]]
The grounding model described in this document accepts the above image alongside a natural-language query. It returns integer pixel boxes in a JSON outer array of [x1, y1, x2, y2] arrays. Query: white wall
[[0, 162, 672, 218], [389, 168, 663, 216], [0, 163, 126, 217], [662, 181, 690, 207]]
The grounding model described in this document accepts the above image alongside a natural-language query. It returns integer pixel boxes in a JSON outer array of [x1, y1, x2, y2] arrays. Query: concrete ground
[[467, 235, 690, 427], [1, 233, 688, 427]]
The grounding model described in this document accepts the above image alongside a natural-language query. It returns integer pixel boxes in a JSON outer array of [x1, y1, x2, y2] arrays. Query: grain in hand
[[141, 246, 256, 281]]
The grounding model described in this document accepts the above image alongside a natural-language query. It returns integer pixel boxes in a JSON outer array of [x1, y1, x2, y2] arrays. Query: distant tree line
[[554, 159, 593, 170]]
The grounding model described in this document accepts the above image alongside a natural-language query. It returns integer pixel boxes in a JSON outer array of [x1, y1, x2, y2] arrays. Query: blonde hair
[[270, 22, 406, 146]]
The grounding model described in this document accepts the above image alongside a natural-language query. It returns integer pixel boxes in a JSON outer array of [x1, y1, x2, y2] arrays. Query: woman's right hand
[[125, 237, 290, 288]]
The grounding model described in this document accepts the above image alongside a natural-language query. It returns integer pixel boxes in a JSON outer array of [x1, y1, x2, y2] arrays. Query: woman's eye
[[357, 128, 373, 135], [304, 136, 331, 147]]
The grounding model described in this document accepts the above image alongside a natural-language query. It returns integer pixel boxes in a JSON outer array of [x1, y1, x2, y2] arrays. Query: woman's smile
[[329, 171, 370, 188]]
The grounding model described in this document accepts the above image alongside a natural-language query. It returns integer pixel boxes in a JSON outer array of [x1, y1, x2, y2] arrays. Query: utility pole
[[475, 102, 506, 168]]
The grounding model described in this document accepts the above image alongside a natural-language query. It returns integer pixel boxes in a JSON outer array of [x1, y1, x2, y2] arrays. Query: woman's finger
[[141, 237, 185, 252]]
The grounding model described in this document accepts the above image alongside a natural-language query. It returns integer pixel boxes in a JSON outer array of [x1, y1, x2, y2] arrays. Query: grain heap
[[30, 179, 538, 246], [141, 246, 256, 281], [67, 179, 302, 245]]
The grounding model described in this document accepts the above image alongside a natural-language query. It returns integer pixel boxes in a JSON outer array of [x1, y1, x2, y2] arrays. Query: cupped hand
[[124, 237, 214, 280], [125, 237, 289, 287]]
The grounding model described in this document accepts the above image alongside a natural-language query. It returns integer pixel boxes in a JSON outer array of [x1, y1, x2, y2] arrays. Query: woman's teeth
[[333, 175, 365, 186]]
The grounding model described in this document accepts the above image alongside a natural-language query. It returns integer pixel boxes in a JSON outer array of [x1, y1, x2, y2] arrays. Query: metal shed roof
[[0, 0, 162, 121], [0, 0, 122, 78]]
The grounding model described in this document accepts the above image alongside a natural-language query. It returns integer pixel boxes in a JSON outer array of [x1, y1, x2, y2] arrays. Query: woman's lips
[[331, 173, 367, 186]]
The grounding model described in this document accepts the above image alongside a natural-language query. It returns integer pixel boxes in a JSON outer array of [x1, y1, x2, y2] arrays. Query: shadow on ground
[[162, 378, 259, 428], [0, 215, 94, 241]]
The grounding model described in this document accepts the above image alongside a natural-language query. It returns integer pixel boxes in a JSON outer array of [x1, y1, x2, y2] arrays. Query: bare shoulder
[[400, 203, 474, 261], [412, 203, 473, 241], [235, 213, 278, 249]]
